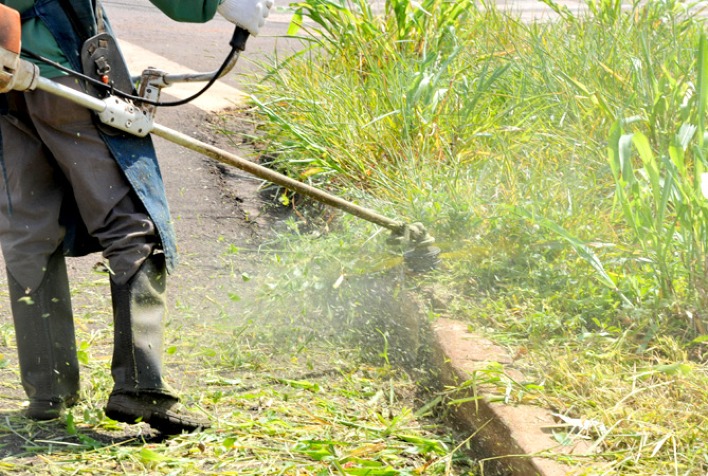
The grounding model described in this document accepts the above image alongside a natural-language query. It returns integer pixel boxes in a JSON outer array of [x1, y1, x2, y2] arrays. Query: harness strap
[[58, 0, 93, 41]]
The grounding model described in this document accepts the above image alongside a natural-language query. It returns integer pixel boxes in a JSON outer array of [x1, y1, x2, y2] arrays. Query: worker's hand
[[217, 0, 274, 37]]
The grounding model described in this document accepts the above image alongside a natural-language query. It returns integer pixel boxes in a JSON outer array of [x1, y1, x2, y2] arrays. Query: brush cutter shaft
[[35, 75, 105, 111], [35, 76, 153, 137], [151, 123, 406, 233]]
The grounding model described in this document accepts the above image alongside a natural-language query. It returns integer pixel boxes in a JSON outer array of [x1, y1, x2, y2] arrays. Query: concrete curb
[[430, 318, 589, 476]]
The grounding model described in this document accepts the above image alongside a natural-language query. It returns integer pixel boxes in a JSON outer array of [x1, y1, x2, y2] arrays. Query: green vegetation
[[249, 0, 708, 473]]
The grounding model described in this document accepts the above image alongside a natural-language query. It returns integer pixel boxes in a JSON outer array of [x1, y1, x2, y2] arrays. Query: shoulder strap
[[57, 0, 93, 42]]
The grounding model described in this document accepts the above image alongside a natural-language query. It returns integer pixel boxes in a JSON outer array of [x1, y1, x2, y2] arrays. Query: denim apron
[[0, 0, 178, 272]]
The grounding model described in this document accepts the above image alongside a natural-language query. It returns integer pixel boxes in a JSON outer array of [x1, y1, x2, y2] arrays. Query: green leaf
[[273, 377, 320, 392], [654, 363, 692, 375], [696, 33, 708, 143], [398, 434, 448, 455], [287, 10, 304, 36], [447, 396, 485, 405], [139, 448, 168, 463], [676, 123, 697, 151], [690, 335, 708, 344], [618, 132, 636, 185], [65, 411, 77, 435], [636, 362, 693, 378]]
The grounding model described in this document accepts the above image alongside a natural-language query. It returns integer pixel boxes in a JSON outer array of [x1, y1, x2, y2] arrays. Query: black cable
[[21, 47, 238, 107]]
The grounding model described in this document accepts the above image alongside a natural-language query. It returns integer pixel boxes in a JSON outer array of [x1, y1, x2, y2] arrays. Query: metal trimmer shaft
[[152, 124, 406, 233], [153, 124, 441, 272], [154, 124, 442, 272]]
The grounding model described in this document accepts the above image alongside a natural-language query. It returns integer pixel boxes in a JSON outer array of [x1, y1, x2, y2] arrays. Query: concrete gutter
[[430, 318, 590, 475]]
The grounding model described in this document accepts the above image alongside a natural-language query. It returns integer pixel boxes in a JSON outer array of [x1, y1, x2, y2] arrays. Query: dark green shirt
[[3, 0, 221, 77]]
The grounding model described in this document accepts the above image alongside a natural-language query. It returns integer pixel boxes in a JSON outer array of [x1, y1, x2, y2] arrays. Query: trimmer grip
[[230, 26, 250, 51], [0, 4, 21, 54], [0, 4, 39, 94]]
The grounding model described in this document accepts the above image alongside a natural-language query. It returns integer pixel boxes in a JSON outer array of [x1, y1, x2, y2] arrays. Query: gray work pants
[[0, 76, 158, 291]]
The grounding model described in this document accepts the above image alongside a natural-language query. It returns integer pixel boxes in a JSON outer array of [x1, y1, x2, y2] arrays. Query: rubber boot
[[7, 249, 80, 420], [105, 253, 209, 434]]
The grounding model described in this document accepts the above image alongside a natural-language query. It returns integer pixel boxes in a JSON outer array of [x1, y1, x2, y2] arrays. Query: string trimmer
[[0, 5, 440, 271]]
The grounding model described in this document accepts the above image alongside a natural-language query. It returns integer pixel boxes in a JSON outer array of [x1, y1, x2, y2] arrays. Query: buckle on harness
[[80, 32, 132, 98]]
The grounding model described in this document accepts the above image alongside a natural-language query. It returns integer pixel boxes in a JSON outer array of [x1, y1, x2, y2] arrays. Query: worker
[[0, 0, 272, 435]]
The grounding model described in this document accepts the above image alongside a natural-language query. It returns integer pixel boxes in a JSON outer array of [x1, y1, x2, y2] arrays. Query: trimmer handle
[[0, 3, 39, 93], [229, 26, 250, 51]]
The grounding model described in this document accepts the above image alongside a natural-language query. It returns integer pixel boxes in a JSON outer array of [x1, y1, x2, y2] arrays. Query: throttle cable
[[21, 46, 238, 107]]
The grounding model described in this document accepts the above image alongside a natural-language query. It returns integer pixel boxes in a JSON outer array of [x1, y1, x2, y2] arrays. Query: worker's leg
[[24, 77, 157, 284], [5, 249, 80, 420], [105, 252, 209, 434], [0, 94, 80, 420], [19, 77, 208, 433]]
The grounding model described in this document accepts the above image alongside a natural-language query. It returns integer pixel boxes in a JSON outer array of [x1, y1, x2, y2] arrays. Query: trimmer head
[[404, 245, 442, 273], [388, 222, 440, 273]]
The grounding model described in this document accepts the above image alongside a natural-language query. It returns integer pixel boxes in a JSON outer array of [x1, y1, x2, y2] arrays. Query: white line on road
[[119, 40, 247, 113]]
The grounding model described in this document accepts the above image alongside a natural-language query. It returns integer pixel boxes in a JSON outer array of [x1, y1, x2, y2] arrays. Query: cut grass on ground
[[0, 267, 475, 475]]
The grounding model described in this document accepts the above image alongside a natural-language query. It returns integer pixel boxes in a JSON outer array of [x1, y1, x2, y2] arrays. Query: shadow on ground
[[0, 409, 172, 460]]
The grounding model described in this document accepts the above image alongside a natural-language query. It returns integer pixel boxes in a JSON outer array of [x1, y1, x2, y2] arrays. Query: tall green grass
[[256, 0, 708, 324], [249, 0, 708, 473]]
